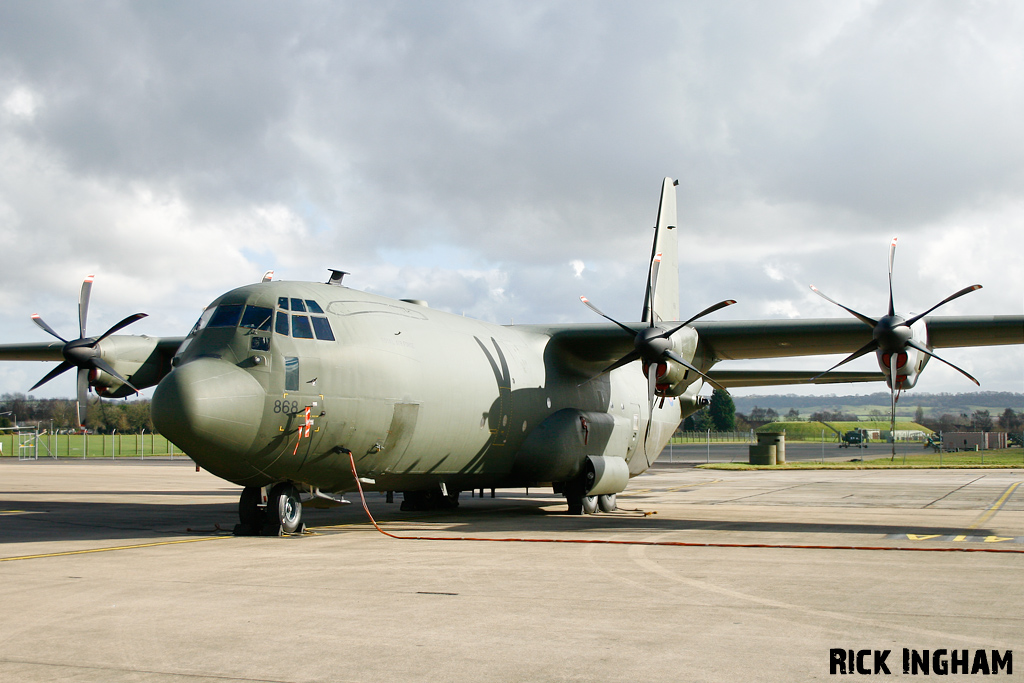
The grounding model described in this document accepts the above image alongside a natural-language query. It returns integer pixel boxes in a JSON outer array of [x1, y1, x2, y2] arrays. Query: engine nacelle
[[646, 325, 701, 397], [94, 335, 172, 397], [583, 455, 629, 496], [875, 318, 930, 390]]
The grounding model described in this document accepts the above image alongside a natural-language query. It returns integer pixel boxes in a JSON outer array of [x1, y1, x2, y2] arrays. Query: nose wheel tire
[[235, 486, 266, 535], [581, 495, 599, 514], [268, 483, 303, 534]]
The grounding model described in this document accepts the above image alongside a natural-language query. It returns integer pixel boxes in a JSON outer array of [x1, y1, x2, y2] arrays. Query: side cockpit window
[[188, 307, 216, 337], [274, 297, 335, 341], [284, 356, 299, 391], [311, 316, 335, 341], [292, 315, 314, 339]]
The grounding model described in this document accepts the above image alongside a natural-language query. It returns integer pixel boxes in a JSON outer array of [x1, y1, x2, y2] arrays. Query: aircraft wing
[[0, 341, 66, 361], [527, 315, 1022, 387], [0, 337, 187, 362], [0, 336, 187, 394], [691, 315, 1023, 361]]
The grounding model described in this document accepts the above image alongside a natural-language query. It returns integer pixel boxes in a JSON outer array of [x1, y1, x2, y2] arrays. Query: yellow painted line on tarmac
[[0, 535, 233, 563], [970, 482, 1020, 529], [895, 482, 1022, 545]]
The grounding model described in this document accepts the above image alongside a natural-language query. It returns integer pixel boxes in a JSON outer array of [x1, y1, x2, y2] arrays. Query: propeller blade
[[809, 286, 878, 328], [76, 366, 89, 428], [660, 299, 737, 339], [811, 339, 880, 381], [887, 237, 897, 318], [79, 275, 94, 339], [902, 285, 982, 328], [579, 296, 639, 337], [905, 338, 980, 386], [92, 313, 148, 345], [90, 357, 140, 394], [577, 350, 642, 387], [643, 363, 657, 465], [29, 361, 75, 392], [889, 352, 897, 461], [31, 314, 68, 343], [647, 253, 662, 328]]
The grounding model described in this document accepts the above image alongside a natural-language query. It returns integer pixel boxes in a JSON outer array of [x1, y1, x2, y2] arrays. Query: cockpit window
[[268, 297, 335, 341], [311, 316, 335, 341], [188, 307, 215, 337], [240, 305, 273, 331], [291, 315, 314, 339], [207, 304, 244, 328]]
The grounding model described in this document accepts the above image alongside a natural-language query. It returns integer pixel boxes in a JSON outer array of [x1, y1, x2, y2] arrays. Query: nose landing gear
[[235, 483, 305, 536]]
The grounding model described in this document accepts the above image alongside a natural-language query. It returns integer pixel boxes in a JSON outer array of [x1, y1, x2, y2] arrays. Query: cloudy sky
[[0, 1, 1021, 400]]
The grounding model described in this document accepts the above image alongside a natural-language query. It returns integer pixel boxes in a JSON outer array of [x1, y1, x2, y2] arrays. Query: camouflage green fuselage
[[152, 282, 693, 495]]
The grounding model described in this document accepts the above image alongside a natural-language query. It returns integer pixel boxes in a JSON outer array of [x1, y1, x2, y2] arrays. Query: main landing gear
[[235, 483, 305, 536], [564, 486, 617, 515], [400, 486, 460, 511]]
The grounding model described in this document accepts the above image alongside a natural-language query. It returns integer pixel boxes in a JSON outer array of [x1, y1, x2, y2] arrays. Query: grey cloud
[[0, 1, 1020, 397]]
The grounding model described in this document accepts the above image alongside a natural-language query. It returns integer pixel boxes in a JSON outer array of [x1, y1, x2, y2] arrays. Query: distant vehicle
[[821, 422, 869, 448], [840, 428, 868, 449]]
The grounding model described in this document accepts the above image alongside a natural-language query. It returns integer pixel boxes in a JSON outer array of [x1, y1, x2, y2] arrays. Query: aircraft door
[[375, 402, 420, 473]]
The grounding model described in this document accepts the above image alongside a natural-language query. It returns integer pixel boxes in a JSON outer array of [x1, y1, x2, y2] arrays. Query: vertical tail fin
[[642, 178, 680, 323]]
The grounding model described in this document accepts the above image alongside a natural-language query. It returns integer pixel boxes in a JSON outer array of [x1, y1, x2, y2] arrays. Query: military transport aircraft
[[1, 178, 1021, 534]]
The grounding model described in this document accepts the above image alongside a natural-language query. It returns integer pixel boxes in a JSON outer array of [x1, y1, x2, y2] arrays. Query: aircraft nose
[[152, 358, 265, 477]]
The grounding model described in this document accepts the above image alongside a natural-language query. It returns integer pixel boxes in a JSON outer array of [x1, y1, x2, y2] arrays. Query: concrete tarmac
[[1, 458, 1023, 682]]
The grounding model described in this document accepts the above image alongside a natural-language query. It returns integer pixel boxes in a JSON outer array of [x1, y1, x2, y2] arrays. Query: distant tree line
[[0, 393, 154, 434], [733, 391, 1023, 414]]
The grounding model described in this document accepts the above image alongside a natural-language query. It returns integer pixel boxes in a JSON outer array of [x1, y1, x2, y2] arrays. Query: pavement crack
[[923, 475, 985, 508]]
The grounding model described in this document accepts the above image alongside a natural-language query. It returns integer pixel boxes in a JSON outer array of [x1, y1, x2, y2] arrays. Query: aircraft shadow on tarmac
[[0, 494, 993, 546], [0, 499, 237, 545], [307, 496, 992, 541]]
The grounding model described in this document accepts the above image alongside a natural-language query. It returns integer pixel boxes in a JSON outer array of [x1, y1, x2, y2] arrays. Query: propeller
[[580, 253, 736, 457], [29, 275, 147, 427], [809, 237, 982, 457]]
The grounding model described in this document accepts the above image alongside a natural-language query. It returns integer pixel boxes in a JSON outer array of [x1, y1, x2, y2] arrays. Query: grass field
[[700, 448, 1024, 470], [0, 432, 181, 459]]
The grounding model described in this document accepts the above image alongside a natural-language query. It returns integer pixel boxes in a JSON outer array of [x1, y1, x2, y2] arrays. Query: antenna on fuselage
[[327, 269, 350, 286]]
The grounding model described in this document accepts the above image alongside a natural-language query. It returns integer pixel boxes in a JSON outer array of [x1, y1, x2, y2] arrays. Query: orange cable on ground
[[346, 452, 1024, 554]]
